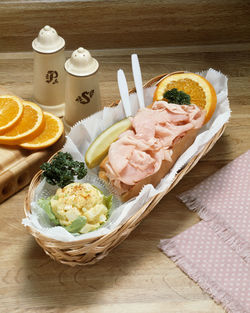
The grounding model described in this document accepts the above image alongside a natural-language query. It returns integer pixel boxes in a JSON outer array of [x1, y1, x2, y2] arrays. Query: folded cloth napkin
[[159, 150, 250, 313], [178, 150, 250, 264], [159, 221, 250, 313]]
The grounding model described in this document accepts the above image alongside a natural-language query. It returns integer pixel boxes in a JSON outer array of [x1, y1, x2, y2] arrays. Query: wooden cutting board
[[0, 87, 65, 203]]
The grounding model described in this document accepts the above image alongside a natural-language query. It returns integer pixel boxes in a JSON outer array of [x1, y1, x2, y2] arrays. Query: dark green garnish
[[163, 88, 191, 105], [40, 152, 87, 188]]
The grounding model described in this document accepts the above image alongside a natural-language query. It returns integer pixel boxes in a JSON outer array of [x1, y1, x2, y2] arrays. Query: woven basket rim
[[24, 71, 225, 247]]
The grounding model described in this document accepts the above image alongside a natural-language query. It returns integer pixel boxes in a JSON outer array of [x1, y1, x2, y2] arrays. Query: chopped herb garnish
[[163, 88, 191, 105], [40, 152, 87, 188]]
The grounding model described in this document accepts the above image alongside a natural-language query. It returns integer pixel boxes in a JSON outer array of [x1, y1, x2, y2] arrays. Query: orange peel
[[0, 100, 44, 145], [153, 72, 217, 123], [0, 95, 24, 134], [19, 112, 64, 150]]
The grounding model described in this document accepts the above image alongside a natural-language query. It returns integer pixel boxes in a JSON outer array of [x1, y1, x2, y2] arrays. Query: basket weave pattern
[[24, 73, 226, 266]]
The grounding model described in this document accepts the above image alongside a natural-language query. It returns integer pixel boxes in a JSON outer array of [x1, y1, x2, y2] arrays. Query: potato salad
[[39, 182, 112, 234]]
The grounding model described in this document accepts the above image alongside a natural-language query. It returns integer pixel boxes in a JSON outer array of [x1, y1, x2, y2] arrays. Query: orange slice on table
[[0, 95, 23, 134], [153, 72, 217, 123], [19, 112, 64, 150], [0, 100, 44, 145]]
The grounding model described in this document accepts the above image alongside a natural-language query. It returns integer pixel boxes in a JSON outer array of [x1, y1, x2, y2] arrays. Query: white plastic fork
[[117, 69, 132, 117], [131, 54, 145, 109]]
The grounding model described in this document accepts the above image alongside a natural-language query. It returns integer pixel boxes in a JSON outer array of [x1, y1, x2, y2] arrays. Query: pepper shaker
[[32, 25, 65, 116], [64, 47, 101, 131]]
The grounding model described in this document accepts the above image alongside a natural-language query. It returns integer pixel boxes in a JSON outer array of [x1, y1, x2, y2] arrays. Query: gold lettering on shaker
[[46, 70, 59, 84], [75, 90, 95, 105]]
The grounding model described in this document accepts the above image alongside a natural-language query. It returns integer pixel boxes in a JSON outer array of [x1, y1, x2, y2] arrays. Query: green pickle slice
[[85, 118, 132, 168]]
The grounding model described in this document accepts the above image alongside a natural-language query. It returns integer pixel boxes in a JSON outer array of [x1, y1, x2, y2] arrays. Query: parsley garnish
[[163, 88, 191, 105], [40, 152, 87, 188]]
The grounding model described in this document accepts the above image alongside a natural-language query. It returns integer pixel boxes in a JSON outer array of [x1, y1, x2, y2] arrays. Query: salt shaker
[[64, 47, 101, 130], [32, 25, 65, 116]]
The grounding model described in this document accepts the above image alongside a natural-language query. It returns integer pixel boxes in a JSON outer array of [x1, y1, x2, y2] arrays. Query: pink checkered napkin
[[159, 221, 250, 313], [179, 150, 250, 264]]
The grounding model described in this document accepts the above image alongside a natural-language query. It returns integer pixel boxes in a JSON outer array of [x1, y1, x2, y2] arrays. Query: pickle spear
[[85, 118, 132, 168]]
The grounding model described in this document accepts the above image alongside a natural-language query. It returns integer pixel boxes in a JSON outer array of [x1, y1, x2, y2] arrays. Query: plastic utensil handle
[[117, 69, 132, 117], [131, 54, 145, 109]]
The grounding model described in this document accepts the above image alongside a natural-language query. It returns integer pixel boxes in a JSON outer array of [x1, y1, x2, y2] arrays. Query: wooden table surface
[[0, 44, 249, 313]]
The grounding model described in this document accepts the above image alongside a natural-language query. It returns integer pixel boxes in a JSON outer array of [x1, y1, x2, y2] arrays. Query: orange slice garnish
[[0, 95, 23, 134], [0, 100, 44, 145], [19, 112, 64, 150], [153, 72, 217, 123]]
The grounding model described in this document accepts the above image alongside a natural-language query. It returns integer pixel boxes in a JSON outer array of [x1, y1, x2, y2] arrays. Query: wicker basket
[[24, 73, 227, 266]]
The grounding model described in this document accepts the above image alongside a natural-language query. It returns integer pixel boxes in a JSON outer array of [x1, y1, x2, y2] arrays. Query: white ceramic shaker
[[32, 25, 65, 116], [64, 47, 101, 131]]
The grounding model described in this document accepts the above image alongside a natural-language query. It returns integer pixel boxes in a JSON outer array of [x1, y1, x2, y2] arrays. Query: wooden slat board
[[0, 137, 64, 203], [0, 87, 65, 203], [0, 0, 249, 52]]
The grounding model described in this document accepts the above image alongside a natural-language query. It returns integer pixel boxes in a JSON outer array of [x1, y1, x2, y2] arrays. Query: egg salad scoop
[[38, 182, 112, 234]]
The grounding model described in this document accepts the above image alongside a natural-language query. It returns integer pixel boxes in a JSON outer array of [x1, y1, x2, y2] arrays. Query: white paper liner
[[23, 68, 231, 242]]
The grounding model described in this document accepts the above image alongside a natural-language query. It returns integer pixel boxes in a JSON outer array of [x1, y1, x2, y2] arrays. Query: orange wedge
[[0, 100, 44, 145], [153, 72, 217, 123], [0, 95, 23, 134], [19, 112, 64, 150]]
